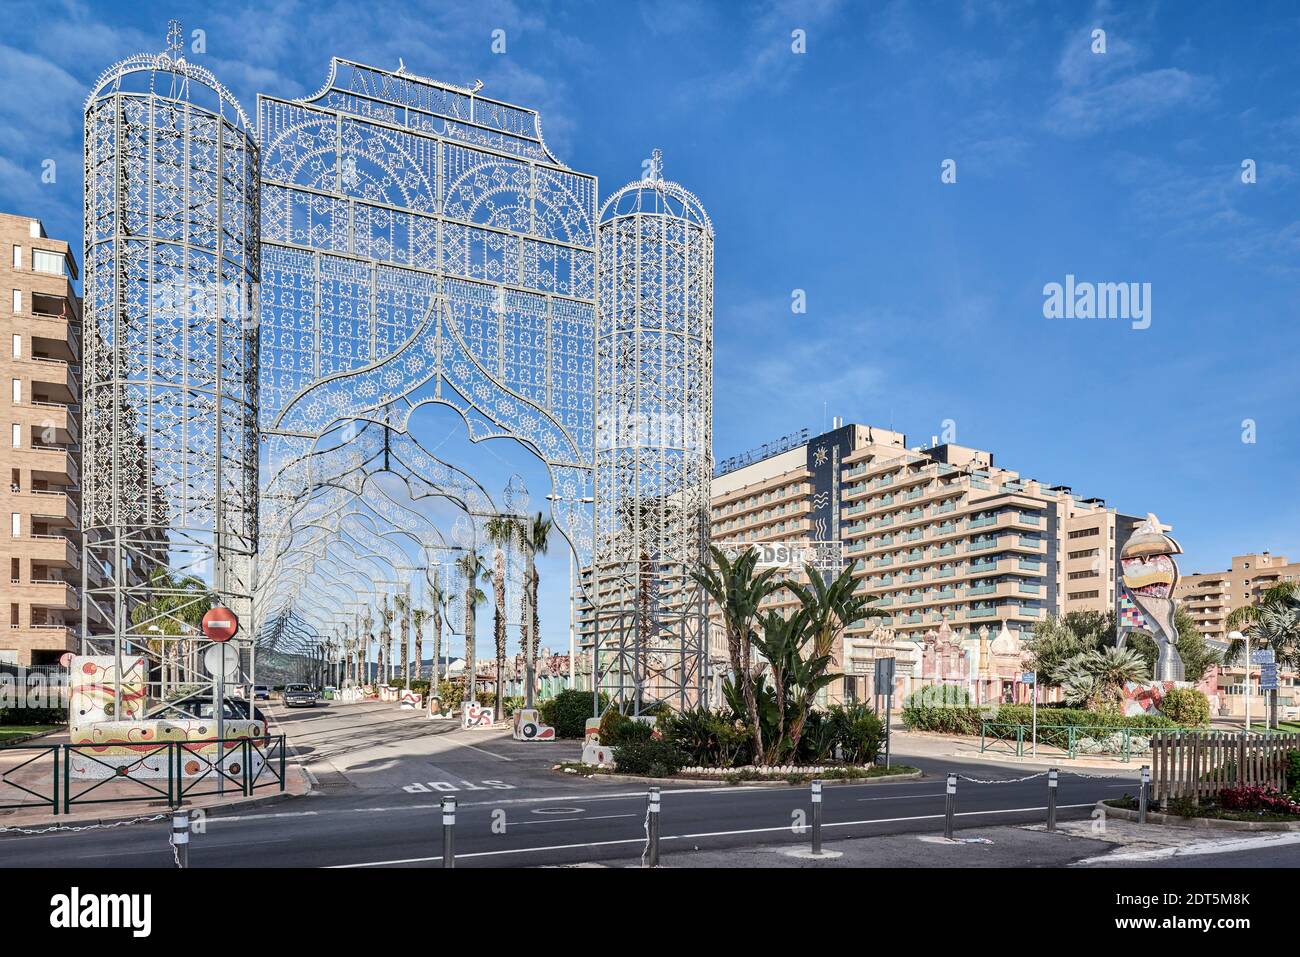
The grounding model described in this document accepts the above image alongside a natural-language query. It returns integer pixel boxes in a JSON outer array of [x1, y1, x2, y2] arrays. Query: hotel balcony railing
[[933, 502, 956, 514], [1019, 559, 1043, 571], [968, 607, 998, 619], [875, 516, 894, 528], [934, 544, 956, 557], [873, 557, 892, 568], [902, 613, 922, 624], [967, 539, 997, 552], [903, 594, 923, 604], [967, 584, 996, 596], [903, 529, 923, 542], [844, 502, 867, 517], [843, 463, 868, 479], [970, 560, 997, 574], [1016, 513, 1042, 526], [1019, 583, 1042, 594], [933, 568, 955, 579], [968, 515, 996, 528], [846, 541, 866, 554], [904, 487, 924, 501]]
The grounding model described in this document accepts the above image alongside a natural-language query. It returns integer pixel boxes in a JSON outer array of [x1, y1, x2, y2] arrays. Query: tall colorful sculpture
[[1117, 513, 1184, 682]]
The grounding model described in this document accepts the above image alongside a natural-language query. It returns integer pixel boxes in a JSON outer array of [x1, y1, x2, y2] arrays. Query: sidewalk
[[0, 715, 313, 831], [889, 728, 1150, 772]]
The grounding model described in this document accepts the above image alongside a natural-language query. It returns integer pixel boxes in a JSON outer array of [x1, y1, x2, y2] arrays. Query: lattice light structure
[[82, 32, 259, 709], [255, 58, 597, 607], [591, 153, 714, 711]]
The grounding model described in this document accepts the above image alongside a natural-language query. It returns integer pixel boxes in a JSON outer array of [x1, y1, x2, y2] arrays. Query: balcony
[[21, 488, 79, 528], [24, 355, 78, 403], [25, 445, 79, 486], [25, 533, 78, 568]]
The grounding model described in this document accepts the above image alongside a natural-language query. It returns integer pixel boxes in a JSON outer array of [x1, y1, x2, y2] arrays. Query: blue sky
[[3, 0, 1299, 650]]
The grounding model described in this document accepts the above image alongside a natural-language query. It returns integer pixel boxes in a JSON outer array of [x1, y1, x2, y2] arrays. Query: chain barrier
[[0, 812, 169, 836], [955, 768, 1133, 785]]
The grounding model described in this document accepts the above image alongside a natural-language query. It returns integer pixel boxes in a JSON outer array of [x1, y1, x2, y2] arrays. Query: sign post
[[1255, 649, 1279, 730], [201, 607, 240, 796], [875, 658, 896, 768], [1022, 671, 1038, 758]]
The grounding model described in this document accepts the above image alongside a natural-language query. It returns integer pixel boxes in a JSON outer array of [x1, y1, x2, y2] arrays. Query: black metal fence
[[0, 735, 286, 816]]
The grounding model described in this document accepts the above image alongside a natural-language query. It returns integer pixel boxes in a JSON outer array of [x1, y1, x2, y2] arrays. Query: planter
[[1100, 800, 1300, 832]]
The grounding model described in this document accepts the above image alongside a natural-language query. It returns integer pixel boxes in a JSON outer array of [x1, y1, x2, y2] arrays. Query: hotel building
[[710, 421, 1146, 703]]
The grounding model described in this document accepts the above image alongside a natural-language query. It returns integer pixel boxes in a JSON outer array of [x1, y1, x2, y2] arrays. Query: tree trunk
[[433, 610, 443, 697], [737, 628, 764, 764], [414, 619, 423, 685], [494, 550, 507, 721], [464, 590, 477, 704]]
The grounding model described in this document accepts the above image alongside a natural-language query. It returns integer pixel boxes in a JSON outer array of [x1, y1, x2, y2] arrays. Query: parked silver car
[[282, 683, 318, 708]]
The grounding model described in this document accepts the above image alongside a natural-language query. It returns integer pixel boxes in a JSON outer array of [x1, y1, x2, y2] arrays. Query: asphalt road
[[0, 701, 1145, 868]]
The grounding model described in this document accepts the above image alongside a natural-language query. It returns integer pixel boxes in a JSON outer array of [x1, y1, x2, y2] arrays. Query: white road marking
[[452, 742, 515, 762], [1074, 830, 1300, 866], [507, 813, 637, 828], [329, 803, 1097, 867]]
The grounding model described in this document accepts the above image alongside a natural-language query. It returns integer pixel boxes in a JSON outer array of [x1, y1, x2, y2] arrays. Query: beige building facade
[[710, 422, 1145, 703], [1175, 552, 1300, 720], [0, 213, 104, 666]]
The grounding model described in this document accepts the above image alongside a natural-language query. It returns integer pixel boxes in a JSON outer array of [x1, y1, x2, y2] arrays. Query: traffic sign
[[1260, 664, 1280, 691], [1022, 671, 1037, 685], [203, 643, 240, 681], [874, 657, 896, 688], [202, 606, 239, 642], [1250, 648, 1276, 665]]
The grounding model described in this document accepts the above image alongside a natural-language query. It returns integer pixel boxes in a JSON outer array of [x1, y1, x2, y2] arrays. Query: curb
[[0, 728, 64, 746], [558, 768, 924, 788], [1099, 800, 1300, 832], [0, 764, 313, 831]]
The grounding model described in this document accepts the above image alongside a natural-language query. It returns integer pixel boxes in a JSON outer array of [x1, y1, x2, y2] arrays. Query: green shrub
[[612, 739, 686, 777], [0, 707, 66, 726], [1287, 750, 1300, 797], [1159, 688, 1210, 726], [598, 710, 654, 747], [901, 686, 987, 735], [661, 708, 751, 767], [825, 704, 885, 764], [541, 689, 608, 738]]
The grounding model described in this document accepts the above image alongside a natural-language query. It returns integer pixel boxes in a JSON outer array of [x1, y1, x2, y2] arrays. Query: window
[[32, 249, 64, 276], [10, 246, 19, 269], [10, 424, 19, 448], [11, 290, 19, 314], [10, 380, 18, 404], [1068, 527, 1100, 539], [11, 335, 18, 358], [10, 513, 19, 538]]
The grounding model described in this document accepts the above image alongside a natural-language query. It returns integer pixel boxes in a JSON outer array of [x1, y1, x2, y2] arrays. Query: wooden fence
[[1151, 731, 1300, 804]]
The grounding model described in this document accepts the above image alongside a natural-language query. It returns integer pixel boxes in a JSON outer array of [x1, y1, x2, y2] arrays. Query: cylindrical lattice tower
[[82, 25, 259, 699], [593, 151, 713, 711]]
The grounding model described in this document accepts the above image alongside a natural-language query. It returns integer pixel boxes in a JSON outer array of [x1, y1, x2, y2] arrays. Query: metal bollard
[[171, 809, 190, 869], [646, 787, 661, 868], [1047, 768, 1058, 832], [944, 773, 957, 840], [441, 796, 456, 869], [1138, 765, 1150, 824], [811, 779, 823, 856]]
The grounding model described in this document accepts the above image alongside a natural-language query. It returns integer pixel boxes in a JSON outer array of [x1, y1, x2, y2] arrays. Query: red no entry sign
[[202, 606, 239, 642]]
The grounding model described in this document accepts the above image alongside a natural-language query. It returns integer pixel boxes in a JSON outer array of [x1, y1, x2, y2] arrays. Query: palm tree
[[129, 568, 214, 699], [522, 512, 552, 707], [395, 589, 411, 687], [456, 551, 488, 705], [412, 606, 427, 684], [785, 563, 888, 756], [692, 545, 784, 763], [485, 515, 522, 720], [378, 594, 393, 685], [1226, 582, 1300, 727], [428, 574, 446, 691], [1082, 645, 1149, 709]]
